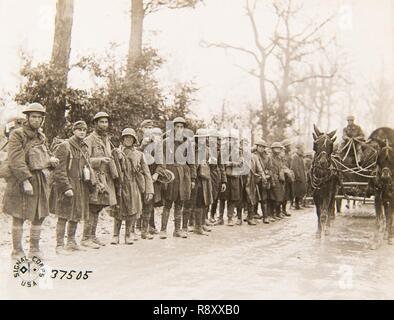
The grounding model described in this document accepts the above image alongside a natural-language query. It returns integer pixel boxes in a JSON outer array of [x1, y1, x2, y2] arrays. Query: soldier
[[268, 142, 287, 220], [83, 111, 118, 248], [244, 139, 264, 225], [183, 128, 213, 235], [53, 121, 94, 254], [291, 143, 307, 210], [235, 138, 251, 225], [207, 129, 227, 224], [342, 115, 365, 162], [221, 129, 244, 227], [3, 103, 59, 260], [160, 117, 196, 239], [140, 125, 168, 238], [110, 128, 154, 244], [254, 139, 272, 224], [281, 139, 293, 216]]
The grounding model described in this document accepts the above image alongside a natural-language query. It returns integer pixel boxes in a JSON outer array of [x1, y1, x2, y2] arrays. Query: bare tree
[[127, 0, 202, 75], [270, 0, 336, 138], [201, 0, 336, 139], [201, 0, 278, 136], [364, 67, 394, 128]]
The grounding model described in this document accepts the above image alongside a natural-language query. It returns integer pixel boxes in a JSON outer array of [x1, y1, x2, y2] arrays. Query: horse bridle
[[311, 135, 337, 190]]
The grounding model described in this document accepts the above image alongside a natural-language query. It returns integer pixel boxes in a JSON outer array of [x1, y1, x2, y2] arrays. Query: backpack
[[0, 132, 28, 180]]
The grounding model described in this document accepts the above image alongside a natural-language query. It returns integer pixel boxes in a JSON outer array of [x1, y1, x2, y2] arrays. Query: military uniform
[[52, 122, 93, 253], [3, 103, 56, 259], [83, 114, 118, 246], [291, 148, 307, 209], [111, 128, 153, 244], [161, 117, 196, 238]]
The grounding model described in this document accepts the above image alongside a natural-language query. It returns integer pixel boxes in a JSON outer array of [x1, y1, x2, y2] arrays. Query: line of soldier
[[2, 103, 309, 260]]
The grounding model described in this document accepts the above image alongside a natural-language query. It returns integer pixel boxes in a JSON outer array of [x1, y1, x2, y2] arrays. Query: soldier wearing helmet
[[268, 142, 288, 221], [290, 142, 307, 210], [110, 128, 153, 245], [207, 128, 227, 225], [219, 128, 244, 226], [52, 120, 93, 255], [3, 103, 59, 260], [82, 111, 118, 248], [138, 121, 166, 239], [160, 116, 196, 239], [280, 139, 294, 217], [182, 128, 214, 235], [254, 138, 273, 224]]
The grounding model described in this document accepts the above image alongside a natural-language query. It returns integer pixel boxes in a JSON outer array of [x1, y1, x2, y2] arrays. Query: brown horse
[[309, 125, 340, 238], [370, 127, 394, 249]]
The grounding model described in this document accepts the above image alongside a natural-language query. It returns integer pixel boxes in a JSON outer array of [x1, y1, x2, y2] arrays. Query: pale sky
[[0, 0, 393, 135]]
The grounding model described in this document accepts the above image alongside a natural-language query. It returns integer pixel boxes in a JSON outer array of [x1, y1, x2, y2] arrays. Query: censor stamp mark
[[13, 256, 46, 287]]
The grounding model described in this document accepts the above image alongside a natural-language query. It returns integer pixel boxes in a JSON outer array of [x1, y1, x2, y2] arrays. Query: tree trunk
[[51, 0, 74, 73], [127, 0, 144, 76], [47, 0, 74, 142], [259, 66, 269, 137]]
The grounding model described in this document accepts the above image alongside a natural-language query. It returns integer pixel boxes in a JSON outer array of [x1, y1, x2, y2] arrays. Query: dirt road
[[1, 204, 394, 299]]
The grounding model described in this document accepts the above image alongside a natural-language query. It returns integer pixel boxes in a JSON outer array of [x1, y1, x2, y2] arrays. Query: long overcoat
[[3, 125, 52, 221], [52, 136, 92, 222], [291, 152, 307, 198]]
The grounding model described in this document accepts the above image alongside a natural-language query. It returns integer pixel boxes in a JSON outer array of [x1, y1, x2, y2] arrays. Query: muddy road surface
[[1, 204, 393, 299]]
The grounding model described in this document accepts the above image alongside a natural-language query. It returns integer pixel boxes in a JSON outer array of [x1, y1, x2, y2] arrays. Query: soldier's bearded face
[[74, 128, 87, 140], [27, 112, 44, 129], [97, 118, 109, 131]]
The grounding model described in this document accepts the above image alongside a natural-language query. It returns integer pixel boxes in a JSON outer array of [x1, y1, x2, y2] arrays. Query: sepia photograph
[[0, 0, 393, 304]]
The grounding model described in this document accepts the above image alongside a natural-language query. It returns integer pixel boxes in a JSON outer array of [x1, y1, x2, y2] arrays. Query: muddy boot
[[173, 206, 187, 238], [111, 219, 121, 245], [236, 218, 242, 225], [56, 218, 70, 255], [194, 208, 208, 235], [182, 207, 191, 235], [141, 214, 154, 240], [125, 217, 134, 245], [247, 211, 257, 225], [91, 213, 105, 246], [11, 218, 25, 260], [160, 207, 170, 239], [227, 203, 235, 226], [149, 211, 158, 234], [129, 215, 139, 241], [65, 221, 84, 251], [29, 224, 45, 260]]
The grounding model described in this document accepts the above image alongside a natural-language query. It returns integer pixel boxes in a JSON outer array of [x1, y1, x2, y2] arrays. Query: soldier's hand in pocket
[[146, 193, 153, 202], [22, 180, 33, 196], [64, 189, 74, 197], [191, 181, 196, 189], [221, 183, 226, 192]]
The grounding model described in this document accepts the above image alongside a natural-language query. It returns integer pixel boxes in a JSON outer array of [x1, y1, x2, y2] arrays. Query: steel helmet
[[140, 119, 154, 128], [255, 138, 268, 147], [194, 128, 209, 138], [93, 111, 110, 122], [22, 103, 46, 115], [151, 127, 162, 136], [121, 128, 139, 141], [281, 139, 292, 147], [271, 142, 284, 149], [173, 117, 186, 125], [208, 128, 220, 138]]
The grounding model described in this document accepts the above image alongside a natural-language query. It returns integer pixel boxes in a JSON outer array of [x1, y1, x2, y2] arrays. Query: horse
[[369, 127, 394, 249], [309, 125, 340, 238]]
